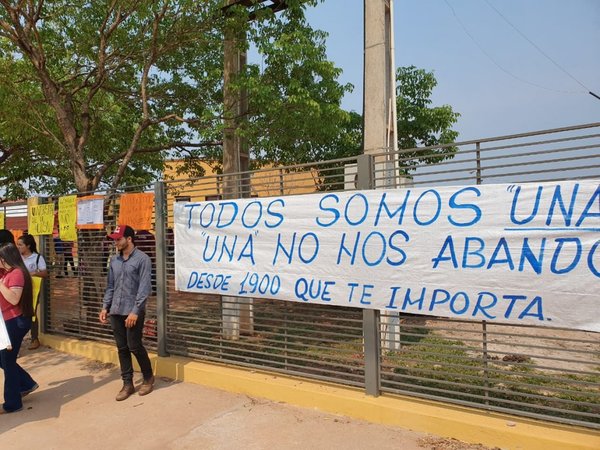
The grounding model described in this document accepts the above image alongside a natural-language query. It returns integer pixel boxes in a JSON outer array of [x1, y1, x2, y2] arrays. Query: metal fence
[[43, 196, 159, 352], [44, 122, 600, 428]]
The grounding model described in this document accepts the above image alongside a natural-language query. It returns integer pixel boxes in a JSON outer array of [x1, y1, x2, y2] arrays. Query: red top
[[0, 268, 24, 321]]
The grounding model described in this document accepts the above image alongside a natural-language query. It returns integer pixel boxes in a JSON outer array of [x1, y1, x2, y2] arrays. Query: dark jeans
[[30, 318, 39, 340], [109, 313, 153, 385], [0, 316, 37, 412]]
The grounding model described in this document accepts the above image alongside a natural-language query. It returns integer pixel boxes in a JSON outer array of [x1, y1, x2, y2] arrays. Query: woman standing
[[0, 243, 38, 413], [17, 234, 48, 350]]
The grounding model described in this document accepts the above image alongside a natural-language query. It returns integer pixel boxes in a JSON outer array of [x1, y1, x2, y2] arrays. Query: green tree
[[0, 1, 226, 196], [286, 65, 459, 184], [238, 4, 352, 167], [395, 66, 460, 170], [197, 0, 353, 169], [297, 66, 459, 190], [0, 56, 62, 199], [0, 0, 350, 198], [0, 2, 457, 199]]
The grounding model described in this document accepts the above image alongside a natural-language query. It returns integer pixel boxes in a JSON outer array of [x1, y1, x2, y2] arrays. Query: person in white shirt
[[16, 234, 47, 350]]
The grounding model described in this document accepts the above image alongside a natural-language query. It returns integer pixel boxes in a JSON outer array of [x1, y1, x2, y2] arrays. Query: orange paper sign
[[118, 193, 155, 231]]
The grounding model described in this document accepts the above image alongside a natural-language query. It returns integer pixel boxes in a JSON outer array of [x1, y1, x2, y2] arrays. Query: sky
[[298, 0, 600, 142]]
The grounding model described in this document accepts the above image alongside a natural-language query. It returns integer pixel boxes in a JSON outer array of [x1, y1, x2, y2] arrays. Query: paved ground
[[0, 345, 493, 450]]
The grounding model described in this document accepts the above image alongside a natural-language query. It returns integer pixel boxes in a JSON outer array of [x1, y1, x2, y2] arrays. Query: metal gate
[[45, 122, 600, 428]]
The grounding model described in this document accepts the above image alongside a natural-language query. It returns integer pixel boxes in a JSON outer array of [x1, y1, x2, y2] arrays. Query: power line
[[442, 0, 590, 95], [483, 0, 587, 89], [482, 0, 600, 102]]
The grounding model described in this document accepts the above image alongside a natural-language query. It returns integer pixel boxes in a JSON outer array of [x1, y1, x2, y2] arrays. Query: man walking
[[99, 225, 155, 401]]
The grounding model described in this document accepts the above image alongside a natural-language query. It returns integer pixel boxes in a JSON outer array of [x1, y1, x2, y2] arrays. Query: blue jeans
[[0, 315, 37, 412], [109, 313, 153, 384]]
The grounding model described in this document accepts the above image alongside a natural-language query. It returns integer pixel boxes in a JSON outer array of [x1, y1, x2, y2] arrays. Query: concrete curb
[[41, 334, 600, 450]]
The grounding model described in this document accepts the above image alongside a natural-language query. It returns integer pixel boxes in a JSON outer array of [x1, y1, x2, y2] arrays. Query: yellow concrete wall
[[162, 160, 321, 226]]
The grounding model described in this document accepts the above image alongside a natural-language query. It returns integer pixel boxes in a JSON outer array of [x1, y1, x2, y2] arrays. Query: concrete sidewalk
[[0, 345, 482, 450]]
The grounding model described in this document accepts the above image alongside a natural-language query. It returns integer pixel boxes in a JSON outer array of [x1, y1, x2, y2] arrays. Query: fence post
[[476, 141, 482, 184], [357, 154, 381, 397], [154, 181, 169, 357], [475, 142, 490, 404], [38, 198, 49, 335]]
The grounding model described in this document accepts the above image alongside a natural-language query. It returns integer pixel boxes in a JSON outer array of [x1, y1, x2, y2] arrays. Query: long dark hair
[[0, 230, 15, 245], [18, 234, 38, 254], [0, 243, 34, 317]]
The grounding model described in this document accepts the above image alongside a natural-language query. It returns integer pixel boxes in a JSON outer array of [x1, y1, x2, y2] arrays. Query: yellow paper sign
[[28, 203, 55, 235], [32, 276, 42, 316], [0, 212, 4, 229], [58, 195, 78, 241], [118, 193, 155, 230]]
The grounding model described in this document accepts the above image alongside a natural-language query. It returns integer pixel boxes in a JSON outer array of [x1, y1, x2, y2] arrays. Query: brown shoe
[[28, 339, 40, 350], [21, 383, 39, 397], [138, 376, 155, 396], [115, 383, 135, 401]]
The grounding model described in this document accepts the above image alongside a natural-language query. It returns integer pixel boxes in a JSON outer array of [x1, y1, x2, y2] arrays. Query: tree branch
[[90, 139, 221, 187]]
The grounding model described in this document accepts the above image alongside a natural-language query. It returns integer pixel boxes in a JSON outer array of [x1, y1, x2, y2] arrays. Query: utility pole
[[363, 0, 398, 184], [221, 0, 289, 339], [223, 1, 288, 186], [222, 0, 290, 198], [363, 0, 401, 353], [223, 2, 250, 193]]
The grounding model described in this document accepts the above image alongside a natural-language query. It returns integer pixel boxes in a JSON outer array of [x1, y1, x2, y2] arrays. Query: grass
[[380, 331, 600, 424]]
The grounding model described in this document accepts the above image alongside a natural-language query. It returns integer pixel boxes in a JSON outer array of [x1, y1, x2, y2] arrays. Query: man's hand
[[99, 309, 109, 324], [125, 313, 139, 328]]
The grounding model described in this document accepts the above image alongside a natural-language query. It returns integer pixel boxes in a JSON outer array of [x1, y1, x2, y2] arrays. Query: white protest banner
[[174, 180, 600, 332]]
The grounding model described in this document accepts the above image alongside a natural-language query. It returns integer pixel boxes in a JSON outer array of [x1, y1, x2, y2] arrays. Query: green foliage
[[1, 0, 230, 195], [396, 66, 460, 170], [203, 0, 353, 168], [245, 11, 351, 165], [278, 65, 460, 173], [0, 0, 353, 197], [0, 57, 63, 199], [0, 1, 459, 199]]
